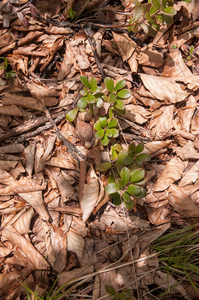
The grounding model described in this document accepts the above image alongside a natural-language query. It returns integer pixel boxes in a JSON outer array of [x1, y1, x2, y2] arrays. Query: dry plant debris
[[0, 0, 199, 299]]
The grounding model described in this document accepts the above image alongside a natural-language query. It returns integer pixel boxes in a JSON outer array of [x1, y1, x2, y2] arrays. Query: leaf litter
[[0, 0, 199, 299]]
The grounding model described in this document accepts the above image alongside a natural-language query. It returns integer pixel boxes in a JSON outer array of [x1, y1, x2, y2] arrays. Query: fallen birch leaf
[[144, 140, 172, 155], [0, 177, 46, 195], [13, 207, 34, 235], [176, 140, 199, 160], [67, 228, 85, 258]]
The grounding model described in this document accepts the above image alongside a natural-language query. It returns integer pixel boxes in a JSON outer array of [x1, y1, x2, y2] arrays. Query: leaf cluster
[[105, 285, 135, 300], [128, 0, 191, 36], [97, 142, 151, 210]]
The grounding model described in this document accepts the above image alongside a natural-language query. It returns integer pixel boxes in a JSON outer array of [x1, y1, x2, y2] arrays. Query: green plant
[[67, 8, 76, 20], [105, 285, 135, 299], [97, 142, 150, 210], [0, 57, 16, 80], [127, 0, 191, 36], [151, 223, 199, 298]]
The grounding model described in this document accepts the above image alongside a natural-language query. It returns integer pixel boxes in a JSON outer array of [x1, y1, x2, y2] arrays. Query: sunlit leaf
[[129, 142, 136, 154], [96, 98, 104, 107], [105, 182, 120, 194], [115, 80, 126, 91], [108, 172, 115, 183], [99, 116, 108, 128], [183, 0, 191, 2], [149, 5, 158, 15], [78, 97, 87, 109], [90, 85, 101, 93], [80, 76, 90, 89], [94, 123, 103, 131], [136, 187, 146, 198], [136, 155, 143, 166], [95, 129, 104, 139], [111, 128, 119, 138], [127, 184, 141, 195], [124, 199, 134, 210], [152, 0, 160, 8], [121, 167, 130, 186], [108, 119, 118, 128], [109, 93, 117, 103], [131, 169, 145, 183], [163, 7, 176, 14], [117, 89, 132, 99], [96, 162, 112, 171], [132, 0, 141, 6], [66, 109, 78, 122], [123, 155, 135, 166], [101, 134, 109, 146], [117, 178, 125, 190], [105, 77, 114, 93], [116, 164, 123, 174], [87, 94, 96, 104], [114, 144, 123, 152], [89, 77, 97, 88], [137, 153, 151, 162], [109, 107, 114, 118], [115, 100, 125, 110], [117, 149, 128, 164], [133, 6, 143, 21], [106, 128, 113, 137]]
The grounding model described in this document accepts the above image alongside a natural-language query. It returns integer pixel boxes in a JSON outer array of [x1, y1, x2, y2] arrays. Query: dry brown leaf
[[0, 143, 24, 154], [162, 49, 192, 77], [169, 184, 199, 217], [50, 224, 67, 272], [154, 157, 186, 192], [144, 140, 172, 155], [13, 207, 34, 235], [67, 228, 85, 258], [138, 45, 164, 68], [2, 93, 44, 111], [0, 105, 27, 116], [174, 0, 199, 21], [177, 96, 197, 132], [179, 161, 199, 186], [176, 140, 199, 160], [26, 81, 61, 99], [2, 225, 49, 270], [150, 105, 174, 138], [57, 44, 74, 81], [24, 142, 36, 177], [19, 191, 49, 222], [140, 74, 189, 103]]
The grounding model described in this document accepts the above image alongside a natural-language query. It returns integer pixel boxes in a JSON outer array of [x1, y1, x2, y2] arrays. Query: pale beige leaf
[[176, 140, 199, 160], [0, 169, 15, 184], [45, 156, 78, 170], [13, 207, 34, 235], [112, 32, 137, 61], [0, 143, 24, 154], [57, 171, 74, 201], [26, 81, 61, 99], [80, 167, 99, 222], [43, 222, 56, 267], [174, 0, 199, 21], [67, 228, 84, 258], [144, 140, 172, 155], [176, 75, 199, 91], [138, 45, 164, 68], [154, 157, 186, 192], [0, 161, 17, 170], [0, 245, 11, 257], [169, 184, 199, 217], [2, 225, 49, 270], [24, 142, 35, 177], [57, 44, 74, 81], [9, 161, 25, 180], [19, 191, 49, 222], [125, 104, 151, 124], [41, 134, 56, 161], [162, 49, 192, 77], [58, 265, 93, 288], [150, 105, 174, 139], [177, 96, 197, 132], [140, 74, 189, 103]]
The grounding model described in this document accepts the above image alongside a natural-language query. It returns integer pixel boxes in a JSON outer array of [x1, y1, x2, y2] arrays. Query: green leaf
[[183, 0, 191, 2], [66, 109, 78, 122], [137, 153, 151, 162], [136, 178, 146, 186], [115, 80, 126, 91], [149, 5, 158, 15], [114, 144, 123, 152], [96, 98, 104, 107], [123, 155, 135, 166], [136, 187, 146, 198], [99, 116, 108, 128], [117, 149, 128, 164], [95, 129, 104, 139], [105, 285, 116, 295], [105, 182, 120, 194], [127, 184, 141, 196], [131, 169, 145, 183], [111, 128, 119, 138], [132, 0, 141, 6], [152, 0, 160, 9], [190, 45, 194, 55], [117, 89, 132, 99], [130, 163, 140, 174], [108, 172, 115, 183], [77, 97, 87, 109], [116, 164, 123, 174], [101, 134, 109, 146], [129, 142, 136, 154], [111, 193, 121, 206], [87, 94, 96, 104], [108, 119, 118, 128], [80, 76, 90, 89], [124, 199, 134, 210], [136, 155, 143, 166], [105, 77, 114, 93], [80, 88, 88, 96], [117, 178, 125, 190], [106, 128, 113, 137], [89, 77, 97, 88], [96, 162, 112, 171], [133, 6, 143, 21], [109, 107, 114, 118], [115, 100, 125, 110], [90, 85, 101, 93], [163, 7, 176, 14], [135, 143, 144, 154], [122, 192, 131, 204], [121, 167, 130, 186], [94, 123, 102, 131], [109, 93, 117, 103]]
